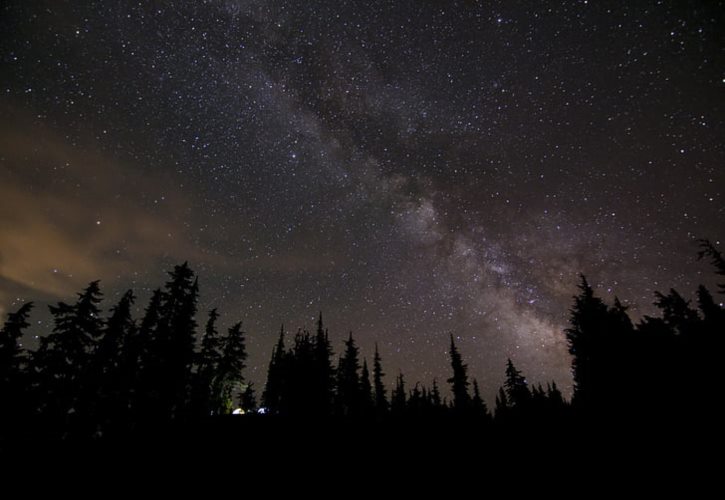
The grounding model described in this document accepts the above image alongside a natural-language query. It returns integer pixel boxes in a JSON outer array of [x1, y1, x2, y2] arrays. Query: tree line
[[0, 240, 723, 441]]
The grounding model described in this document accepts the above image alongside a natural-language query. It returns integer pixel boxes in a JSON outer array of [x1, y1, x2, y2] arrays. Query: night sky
[[1, 1, 723, 401]]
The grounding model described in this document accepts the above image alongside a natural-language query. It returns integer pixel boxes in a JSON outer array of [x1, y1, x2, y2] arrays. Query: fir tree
[[192, 308, 222, 416], [239, 383, 257, 413], [0, 302, 33, 425], [391, 372, 407, 415], [336, 332, 361, 416], [447, 335, 470, 411], [698, 239, 725, 293], [262, 325, 286, 414], [93, 290, 136, 433], [32, 281, 103, 425], [430, 378, 442, 408], [504, 358, 530, 408], [214, 322, 247, 414], [565, 275, 610, 409], [471, 378, 489, 418], [494, 387, 509, 421], [373, 343, 388, 415], [360, 358, 374, 415], [0, 302, 33, 392], [312, 313, 335, 416], [159, 263, 199, 419]]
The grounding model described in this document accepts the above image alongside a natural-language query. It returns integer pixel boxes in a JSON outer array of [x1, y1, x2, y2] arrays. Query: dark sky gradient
[[1, 1, 723, 401]]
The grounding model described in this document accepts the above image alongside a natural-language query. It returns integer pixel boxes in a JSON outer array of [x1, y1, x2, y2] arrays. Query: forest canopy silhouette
[[0, 239, 723, 443]]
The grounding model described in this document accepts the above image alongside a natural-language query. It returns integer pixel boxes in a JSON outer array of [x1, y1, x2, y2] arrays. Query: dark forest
[[1, 239, 723, 451]]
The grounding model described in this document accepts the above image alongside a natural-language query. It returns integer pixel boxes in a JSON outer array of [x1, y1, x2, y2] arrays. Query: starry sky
[[1, 1, 723, 401]]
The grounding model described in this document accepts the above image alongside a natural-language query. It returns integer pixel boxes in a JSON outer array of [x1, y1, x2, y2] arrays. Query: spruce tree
[[471, 378, 489, 418], [192, 308, 222, 416], [94, 290, 136, 433], [158, 263, 199, 419], [239, 383, 257, 413], [373, 343, 388, 415], [447, 335, 470, 411], [0, 302, 33, 426], [313, 313, 335, 416], [430, 378, 442, 408], [32, 281, 103, 426], [132, 288, 163, 421], [565, 275, 610, 409], [494, 387, 509, 421], [214, 322, 247, 414], [262, 325, 286, 414], [504, 358, 530, 409], [698, 239, 725, 293], [0, 302, 33, 392], [360, 358, 374, 415], [391, 372, 407, 416], [336, 332, 361, 416]]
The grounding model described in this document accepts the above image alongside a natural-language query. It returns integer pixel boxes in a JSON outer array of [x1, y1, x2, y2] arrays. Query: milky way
[[1, 1, 723, 401]]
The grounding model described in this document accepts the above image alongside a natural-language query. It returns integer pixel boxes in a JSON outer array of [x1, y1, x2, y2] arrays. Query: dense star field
[[1, 1, 723, 401]]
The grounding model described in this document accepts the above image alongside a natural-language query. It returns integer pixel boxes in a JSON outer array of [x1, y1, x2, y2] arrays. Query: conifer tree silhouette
[[565, 275, 611, 412], [132, 288, 163, 422], [92, 290, 136, 435], [698, 239, 725, 294], [312, 313, 335, 416], [214, 322, 246, 414], [239, 382, 257, 413], [360, 358, 374, 416], [336, 332, 361, 417], [447, 335, 471, 412], [32, 281, 103, 432], [430, 378, 442, 409], [471, 379, 489, 419], [494, 387, 508, 421], [504, 359, 530, 409], [141, 263, 199, 421], [192, 308, 222, 417], [0, 302, 33, 428], [262, 325, 286, 414], [391, 372, 407, 416], [373, 343, 388, 416]]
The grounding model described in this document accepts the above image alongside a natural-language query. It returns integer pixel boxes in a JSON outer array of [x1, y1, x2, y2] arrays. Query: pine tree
[[504, 358, 530, 409], [565, 275, 610, 409], [214, 322, 247, 414], [32, 281, 103, 426], [131, 288, 163, 421], [494, 387, 508, 421], [471, 378, 489, 418], [0, 302, 33, 391], [360, 358, 374, 415], [546, 382, 566, 416], [336, 332, 361, 416], [262, 325, 286, 414], [93, 290, 136, 433], [697, 285, 722, 324], [0, 302, 33, 426], [137, 264, 199, 421], [655, 289, 699, 337], [373, 343, 388, 415], [408, 382, 424, 416], [447, 335, 470, 411], [239, 383, 257, 413], [430, 378, 442, 408], [192, 308, 222, 416], [391, 372, 407, 415], [158, 263, 199, 419], [312, 313, 335, 416], [698, 239, 725, 294]]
